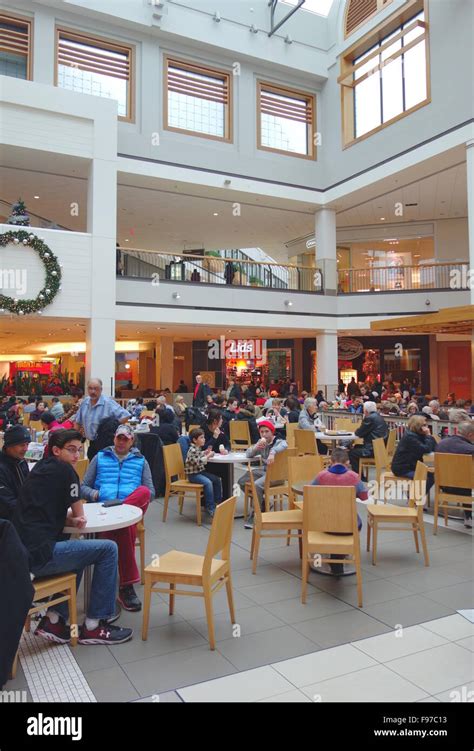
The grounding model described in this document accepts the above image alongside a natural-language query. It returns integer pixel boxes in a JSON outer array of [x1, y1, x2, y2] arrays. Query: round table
[[207, 452, 260, 515], [315, 431, 357, 442], [290, 481, 356, 577], [64, 503, 143, 610]]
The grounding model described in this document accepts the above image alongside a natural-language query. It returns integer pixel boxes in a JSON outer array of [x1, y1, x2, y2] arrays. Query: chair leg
[[169, 583, 175, 615], [252, 530, 261, 575], [25, 615, 31, 633], [142, 575, 152, 641], [366, 519, 371, 552], [244, 487, 249, 520], [139, 527, 145, 586], [412, 526, 420, 554], [444, 506, 449, 527], [10, 651, 19, 680], [286, 529, 291, 546], [372, 522, 378, 565], [225, 571, 236, 623], [69, 583, 78, 647], [250, 527, 255, 560], [162, 490, 170, 522], [433, 493, 439, 535], [178, 494, 184, 514], [203, 588, 216, 650], [196, 492, 202, 526], [419, 522, 430, 567], [301, 557, 309, 604], [354, 549, 363, 608], [298, 530, 302, 559]]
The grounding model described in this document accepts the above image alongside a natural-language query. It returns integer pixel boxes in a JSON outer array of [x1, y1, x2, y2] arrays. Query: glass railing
[[337, 262, 469, 293], [118, 248, 323, 292]]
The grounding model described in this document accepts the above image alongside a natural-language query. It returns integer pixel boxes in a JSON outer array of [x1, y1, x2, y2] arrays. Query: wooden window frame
[[340, 0, 430, 149], [0, 11, 33, 81], [55, 27, 135, 123], [257, 80, 316, 160], [344, 0, 393, 40], [163, 55, 233, 143]]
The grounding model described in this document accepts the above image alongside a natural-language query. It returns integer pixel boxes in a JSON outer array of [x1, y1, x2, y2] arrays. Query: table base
[[309, 561, 356, 577]]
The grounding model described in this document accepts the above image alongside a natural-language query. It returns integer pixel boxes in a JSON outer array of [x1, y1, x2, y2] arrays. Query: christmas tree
[[7, 198, 30, 226], [362, 349, 378, 382]]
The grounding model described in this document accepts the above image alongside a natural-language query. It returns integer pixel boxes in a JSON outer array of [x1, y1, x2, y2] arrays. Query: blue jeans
[[401, 470, 435, 495], [188, 472, 222, 512], [31, 539, 118, 622]]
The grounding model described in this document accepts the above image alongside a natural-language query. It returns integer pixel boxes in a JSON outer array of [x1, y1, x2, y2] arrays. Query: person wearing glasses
[[13, 430, 133, 646], [80, 424, 154, 612]]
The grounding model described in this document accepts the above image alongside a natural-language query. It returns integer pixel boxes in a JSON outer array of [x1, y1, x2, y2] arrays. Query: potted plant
[[249, 275, 264, 287], [203, 250, 223, 275]]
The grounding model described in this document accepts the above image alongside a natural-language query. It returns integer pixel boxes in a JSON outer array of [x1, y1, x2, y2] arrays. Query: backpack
[[184, 406, 206, 431]]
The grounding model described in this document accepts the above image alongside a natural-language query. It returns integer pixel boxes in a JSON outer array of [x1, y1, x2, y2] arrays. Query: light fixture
[[213, 11, 221, 22], [213, 212, 219, 216], [34, 195, 40, 199], [380, 217, 386, 221], [172, 292, 181, 300], [284, 300, 293, 307], [125, 363, 131, 370]]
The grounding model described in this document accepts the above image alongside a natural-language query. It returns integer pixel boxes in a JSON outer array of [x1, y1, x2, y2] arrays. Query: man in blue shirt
[[74, 378, 130, 460]]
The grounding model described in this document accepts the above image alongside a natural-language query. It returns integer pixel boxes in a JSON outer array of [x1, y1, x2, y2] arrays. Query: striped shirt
[[74, 396, 130, 440]]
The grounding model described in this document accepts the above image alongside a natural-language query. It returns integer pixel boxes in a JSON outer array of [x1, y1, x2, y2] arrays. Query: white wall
[[0, 225, 93, 317], [435, 218, 469, 262]]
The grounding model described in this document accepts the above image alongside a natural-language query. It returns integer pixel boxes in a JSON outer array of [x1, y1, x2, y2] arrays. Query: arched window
[[344, 0, 392, 39]]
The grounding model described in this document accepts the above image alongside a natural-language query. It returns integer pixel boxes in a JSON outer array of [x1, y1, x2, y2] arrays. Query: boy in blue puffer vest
[[81, 424, 155, 612]]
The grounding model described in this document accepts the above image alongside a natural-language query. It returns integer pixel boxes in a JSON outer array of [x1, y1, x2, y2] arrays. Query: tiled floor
[[11, 491, 474, 703]]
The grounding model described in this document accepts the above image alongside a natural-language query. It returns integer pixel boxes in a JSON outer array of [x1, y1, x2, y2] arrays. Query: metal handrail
[[338, 261, 468, 294]]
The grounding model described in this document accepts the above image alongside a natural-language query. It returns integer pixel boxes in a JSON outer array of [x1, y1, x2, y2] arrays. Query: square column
[[467, 140, 474, 306], [86, 318, 116, 396], [316, 330, 338, 401], [315, 208, 337, 295], [155, 337, 174, 391]]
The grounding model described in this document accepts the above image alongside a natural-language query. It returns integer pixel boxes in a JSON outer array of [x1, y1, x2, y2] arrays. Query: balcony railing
[[118, 248, 323, 292], [338, 262, 469, 294]]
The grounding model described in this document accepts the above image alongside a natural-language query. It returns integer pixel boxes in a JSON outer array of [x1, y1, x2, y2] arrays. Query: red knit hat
[[258, 420, 276, 433]]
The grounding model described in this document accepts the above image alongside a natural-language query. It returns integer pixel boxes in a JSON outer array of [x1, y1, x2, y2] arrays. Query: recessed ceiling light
[[34, 195, 40, 199], [125, 239, 129, 242], [213, 213, 219, 216], [380, 217, 385, 221]]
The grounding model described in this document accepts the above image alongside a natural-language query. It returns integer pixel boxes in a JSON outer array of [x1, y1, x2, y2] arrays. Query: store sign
[[208, 336, 267, 364], [338, 338, 364, 360]]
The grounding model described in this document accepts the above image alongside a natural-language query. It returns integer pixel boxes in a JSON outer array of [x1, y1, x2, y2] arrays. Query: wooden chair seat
[[162, 444, 204, 525], [145, 550, 227, 581], [307, 530, 355, 551], [170, 479, 204, 491], [261, 509, 303, 526], [366, 503, 417, 518]]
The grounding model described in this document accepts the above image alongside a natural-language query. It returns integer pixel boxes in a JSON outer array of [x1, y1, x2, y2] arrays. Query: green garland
[[0, 230, 62, 315]]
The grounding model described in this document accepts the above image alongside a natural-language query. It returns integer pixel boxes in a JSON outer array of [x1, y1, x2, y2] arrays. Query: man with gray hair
[[428, 400, 448, 421], [349, 400, 388, 473], [435, 421, 474, 527], [74, 378, 130, 460], [298, 397, 328, 455]]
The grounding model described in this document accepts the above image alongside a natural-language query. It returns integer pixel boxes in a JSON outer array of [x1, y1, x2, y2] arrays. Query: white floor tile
[[176, 665, 293, 703], [272, 644, 376, 688], [352, 625, 447, 662], [259, 690, 312, 703], [456, 636, 474, 652], [420, 614, 474, 641], [433, 681, 474, 703], [301, 664, 428, 703], [386, 643, 474, 696]]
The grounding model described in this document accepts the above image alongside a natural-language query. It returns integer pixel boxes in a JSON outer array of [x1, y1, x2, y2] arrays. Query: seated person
[[349, 401, 388, 473], [151, 406, 180, 445], [13, 429, 132, 645], [284, 396, 301, 423], [311, 448, 367, 575], [391, 415, 436, 493], [222, 398, 239, 437], [23, 397, 37, 415], [435, 421, 474, 528], [80, 424, 154, 611], [204, 410, 230, 452], [237, 421, 288, 527], [0, 425, 30, 520], [41, 412, 64, 455], [185, 428, 222, 518], [235, 401, 260, 443], [298, 397, 328, 455], [50, 397, 65, 421], [30, 400, 47, 422]]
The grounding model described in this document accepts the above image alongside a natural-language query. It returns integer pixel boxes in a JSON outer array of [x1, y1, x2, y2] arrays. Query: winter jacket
[[298, 408, 323, 431], [391, 429, 436, 477], [245, 437, 288, 469], [0, 451, 29, 521], [81, 446, 154, 502], [354, 412, 388, 452]]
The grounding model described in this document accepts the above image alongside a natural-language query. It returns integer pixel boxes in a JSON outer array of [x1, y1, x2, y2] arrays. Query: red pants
[[98, 486, 150, 587]]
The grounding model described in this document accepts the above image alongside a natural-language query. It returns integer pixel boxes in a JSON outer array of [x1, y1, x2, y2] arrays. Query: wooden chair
[[248, 470, 303, 574], [301, 485, 363, 606], [263, 449, 291, 511], [29, 420, 43, 432], [22, 412, 30, 427], [287, 454, 322, 509], [334, 417, 360, 433], [295, 429, 330, 468], [285, 422, 299, 449], [433, 453, 473, 535], [141, 410, 156, 419], [11, 573, 78, 678], [142, 496, 237, 650], [162, 443, 204, 525], [372, 436, 412, 501], [188, 424, 201, 434], [366, 461, 430, 566], [229, 420, 251, 451], [75, 458, 89, 484], [136, 520, 146, 585], [386, 428, 397, 460]]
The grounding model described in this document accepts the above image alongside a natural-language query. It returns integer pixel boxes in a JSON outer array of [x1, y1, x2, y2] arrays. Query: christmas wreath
[[0, 230, 62, 315]]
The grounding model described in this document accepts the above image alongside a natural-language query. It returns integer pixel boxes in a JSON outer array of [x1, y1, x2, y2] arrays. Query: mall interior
[[0, 0, 473, 712]]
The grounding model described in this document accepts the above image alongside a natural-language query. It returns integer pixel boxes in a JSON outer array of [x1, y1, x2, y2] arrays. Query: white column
[[467, 140, 474, 306], [315, 208, 337, 295], [86, 318, 116, 396], [155, 337, 174, 391], [316, 330, 338, 401], [86, 156, 117, 395]]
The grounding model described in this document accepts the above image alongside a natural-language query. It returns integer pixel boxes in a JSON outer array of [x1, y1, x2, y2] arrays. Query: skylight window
[[281, 0, 334, 17]]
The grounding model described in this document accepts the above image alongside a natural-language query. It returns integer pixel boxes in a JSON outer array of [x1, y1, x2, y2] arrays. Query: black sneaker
[[35, 615, 71, 644], [78, 621, 133, 645], [329, 563, 344, 576], [118, 585, 142, 612]]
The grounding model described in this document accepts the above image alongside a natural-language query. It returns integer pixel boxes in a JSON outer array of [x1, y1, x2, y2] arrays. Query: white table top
[[207, 452, 260, 464], [63, 502, 142, 534], [315, 431, 357, 441]]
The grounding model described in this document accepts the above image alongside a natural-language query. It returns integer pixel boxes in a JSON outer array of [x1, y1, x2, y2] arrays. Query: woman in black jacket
[[391, 415, 436, 491], [203, 410, 230, 452]]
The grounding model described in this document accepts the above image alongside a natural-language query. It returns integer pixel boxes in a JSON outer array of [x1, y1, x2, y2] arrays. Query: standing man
[[193, 375, 211, 409], [74, 378, 130, 460], [0, 426, 30, 520]]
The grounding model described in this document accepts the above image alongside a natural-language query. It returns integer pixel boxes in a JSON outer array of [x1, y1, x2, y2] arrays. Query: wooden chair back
[[386, 429, 397, 459], [373, 436, 390, 479], [434, 453, 473, 493], [295, 429, 317, 456], [203, 496, 237, 576], [29, 420, 43, 432], [288, 454, 322, 492], [303, 484, 357, 535], [265, 449, 289, 488], [22, 412, 30, 427], [163, 442, 186, 482], [334, 417, 358, 433], [285, 422, 299, 449], [229, 420, 251, 450], [141, 410, 156, 419], [75, 458, 89, 484], [188, 424, 201, 434], [408, 461, 429, 508]]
